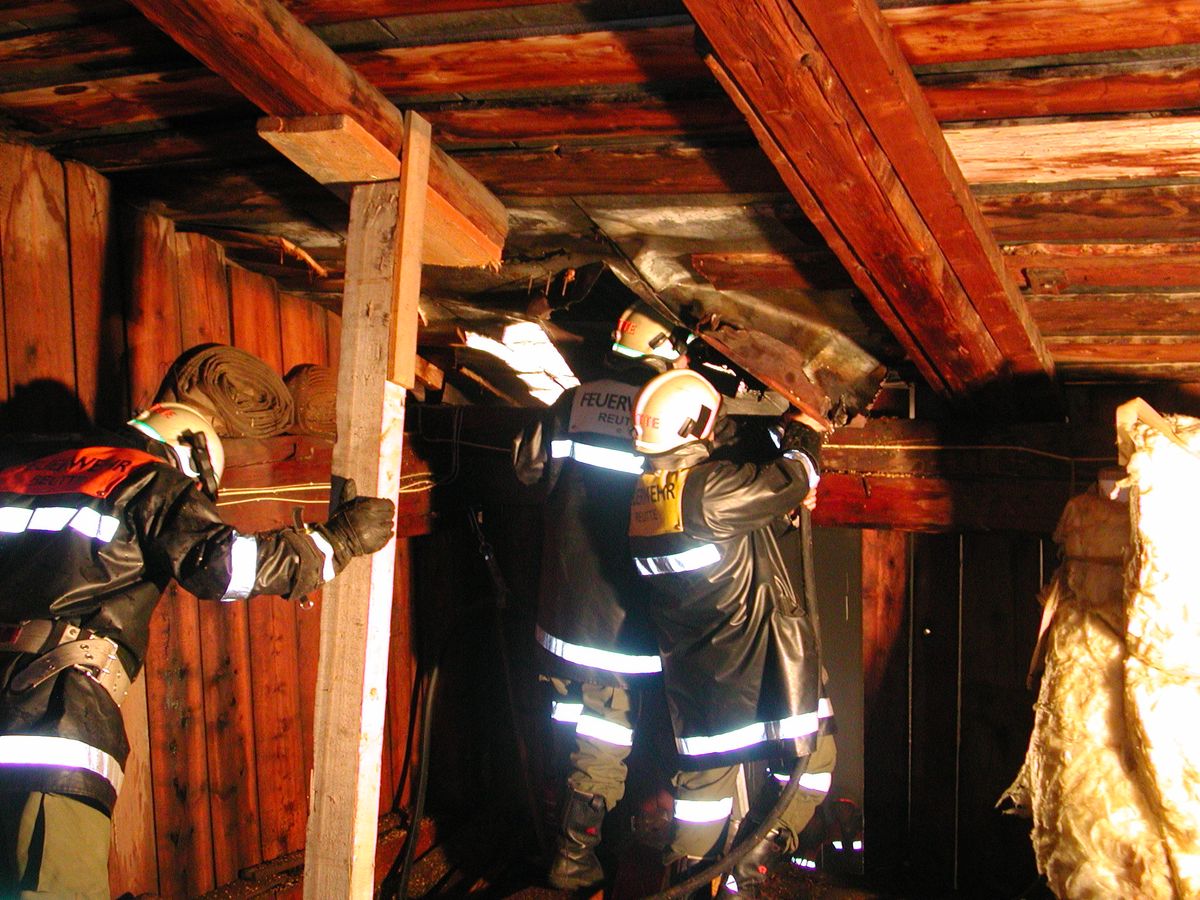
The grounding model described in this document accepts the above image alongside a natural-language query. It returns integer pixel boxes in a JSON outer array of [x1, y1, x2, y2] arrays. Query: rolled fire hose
[[155, 343, 293, 437]]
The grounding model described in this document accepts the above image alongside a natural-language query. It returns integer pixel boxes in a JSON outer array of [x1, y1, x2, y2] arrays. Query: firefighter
[[627, 368, 837, 896], [0, 401, 396, 898], [513, 302, 692, 892]]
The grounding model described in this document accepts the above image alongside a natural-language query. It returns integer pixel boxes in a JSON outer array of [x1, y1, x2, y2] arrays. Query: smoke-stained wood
[[685, 0, 1056, 411]]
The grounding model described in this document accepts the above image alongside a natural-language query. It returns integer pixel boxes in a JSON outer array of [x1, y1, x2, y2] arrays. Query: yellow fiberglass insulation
[[1124, 414, 1200, 897], [1003, 489, 1172, 899]]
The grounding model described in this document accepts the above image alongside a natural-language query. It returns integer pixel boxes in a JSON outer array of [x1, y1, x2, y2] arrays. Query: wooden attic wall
[[0, 139, 417, 899]]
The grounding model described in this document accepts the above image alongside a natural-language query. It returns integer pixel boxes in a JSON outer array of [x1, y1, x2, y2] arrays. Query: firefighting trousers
[[669, 733, 837, 861], [0, 790, 111, 899], [551, 678, 637, 810]]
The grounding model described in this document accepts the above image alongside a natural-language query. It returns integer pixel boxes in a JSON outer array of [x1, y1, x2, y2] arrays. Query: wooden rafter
[[124, 0, 507, 268], [684, 0, 1058, 411]]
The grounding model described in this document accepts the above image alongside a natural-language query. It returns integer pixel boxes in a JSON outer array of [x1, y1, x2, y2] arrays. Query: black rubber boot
[[548, 790, 607, 891], [721, 825, 795, 897]]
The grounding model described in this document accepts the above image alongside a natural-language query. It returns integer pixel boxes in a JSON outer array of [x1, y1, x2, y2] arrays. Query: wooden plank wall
[[0, 139, 413, 898], [862, 528, 1049, 896]]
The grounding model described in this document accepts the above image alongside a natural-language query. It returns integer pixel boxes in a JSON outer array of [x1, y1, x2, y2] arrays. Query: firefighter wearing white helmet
[[612, 301, 690, 369], [0, 398, 396, 897], [513, 301, 695, 892], [631, 368, 722, 456], [128, 401, 225, 499], [628, 368, 836, 896]]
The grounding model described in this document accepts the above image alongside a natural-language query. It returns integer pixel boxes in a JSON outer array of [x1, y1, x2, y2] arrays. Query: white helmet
[[633, 369, 722, 455], [612, 302, 686, 367], [128, 402, 224, 498]]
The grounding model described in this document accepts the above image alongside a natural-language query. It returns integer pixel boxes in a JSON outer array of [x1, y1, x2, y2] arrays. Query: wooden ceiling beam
[[950, 116, 1200, 186], [1028, 293, 1200, 336], [979, 184, 1200, 244], [884, 0, 1200, 67], [1005, 242, 1200, 292], [922, 59, 1200, 124], [1045, 335, 1200, 372], [684, 0, 1057, 411], [125, 0, 507, 268]]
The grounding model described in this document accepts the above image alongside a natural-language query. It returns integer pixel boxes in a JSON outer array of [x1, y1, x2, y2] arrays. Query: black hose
[[647, 752, 809, 899], [392, 659, 439, 899]]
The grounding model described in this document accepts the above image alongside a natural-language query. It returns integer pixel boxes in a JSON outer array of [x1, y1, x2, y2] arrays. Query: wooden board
[[949, 116, 1200, 186], [175, 231, 233, 346], [146, 585, 217, 898], [278, 290, 331, 787], [0, 142, 78, 427], [1005, 242, 1200, 292], [884, 0, 1200, 67], [302, 164, 421, 895], [980, 184, 1200, 244], [862, 530, 908, 704], [229, 264, 309, 861], [66, 160, 126, 425], [1028, 293, 1200, 336], [922, 59, 1200, 124]]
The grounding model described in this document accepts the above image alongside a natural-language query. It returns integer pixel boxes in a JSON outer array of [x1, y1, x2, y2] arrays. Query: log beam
[[683, 0, 1058, 414], [125, 0, 506, 268]]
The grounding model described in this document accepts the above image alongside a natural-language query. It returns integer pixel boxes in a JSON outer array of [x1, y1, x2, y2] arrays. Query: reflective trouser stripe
[[677, 697, 834, 757], [309, 530, 337, 582], [221, 534, 259, 600], [0, 735, 124, 793], [551, 701, 583, 724], [575, 713, 634, 747], [550, 439, 644, 474], [537, 627, 662, 674], [633, 543, 720, 576], [673, 796, 733, 824], [772, 770, 833, 793]]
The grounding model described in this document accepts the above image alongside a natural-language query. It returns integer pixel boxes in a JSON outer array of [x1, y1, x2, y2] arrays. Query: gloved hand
[[780, 418, 825, 472], [315, 479, 396, 572]]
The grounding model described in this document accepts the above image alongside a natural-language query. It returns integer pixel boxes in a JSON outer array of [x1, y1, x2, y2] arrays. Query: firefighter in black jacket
[[627, 369, 837, 896], [513, 303, 691, 892], [0, 401, 395, 898]]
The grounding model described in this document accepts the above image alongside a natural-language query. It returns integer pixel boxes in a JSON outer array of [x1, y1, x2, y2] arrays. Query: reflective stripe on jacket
[[629, 444, 833, 768], [0, 436, 333, 813], [513, 378, 661, 688]]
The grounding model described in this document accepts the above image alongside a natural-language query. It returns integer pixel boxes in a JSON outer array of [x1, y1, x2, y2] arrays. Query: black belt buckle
[[0, 622, 23, 646]]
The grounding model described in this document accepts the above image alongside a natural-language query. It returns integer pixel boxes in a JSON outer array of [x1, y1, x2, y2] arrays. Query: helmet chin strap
[[176, 429, 220, 501]]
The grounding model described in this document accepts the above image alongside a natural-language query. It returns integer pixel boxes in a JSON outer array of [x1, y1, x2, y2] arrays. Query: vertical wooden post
[[302, 113, 431, 898]]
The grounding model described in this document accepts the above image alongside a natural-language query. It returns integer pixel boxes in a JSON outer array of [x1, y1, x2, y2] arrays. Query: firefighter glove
[[780, 419, 824, 473], [316, 480, 396, 571]]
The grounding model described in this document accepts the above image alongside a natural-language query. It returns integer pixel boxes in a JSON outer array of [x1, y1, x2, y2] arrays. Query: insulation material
[[1003, 490, 1172, 899], [1123, 413, 1200, 897]]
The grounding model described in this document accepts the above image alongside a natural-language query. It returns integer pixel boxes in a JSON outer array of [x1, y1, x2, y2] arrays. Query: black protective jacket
[[0, 432, 331, 813], [513, 376, 661, 688], [628, 430, 833, 770]]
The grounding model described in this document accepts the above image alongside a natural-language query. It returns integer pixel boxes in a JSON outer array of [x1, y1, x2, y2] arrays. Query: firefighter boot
[[548, 790, 607, 891], [722, 825, 795, 897]]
